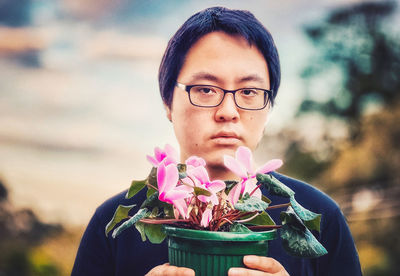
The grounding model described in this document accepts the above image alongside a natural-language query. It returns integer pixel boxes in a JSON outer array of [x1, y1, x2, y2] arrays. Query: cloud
[[82, 29, 167, 60], [0, 0, 31, 27], [0, 26, 45, 67], [61, 0, 124, 20], [0, 27, 44, 53]]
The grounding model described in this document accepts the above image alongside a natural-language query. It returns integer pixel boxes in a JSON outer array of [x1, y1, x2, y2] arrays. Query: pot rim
[[163, 225, 277, 242]]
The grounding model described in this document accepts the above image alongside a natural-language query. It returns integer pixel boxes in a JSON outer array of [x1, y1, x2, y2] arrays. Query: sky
[[0, 0, 396, 226]]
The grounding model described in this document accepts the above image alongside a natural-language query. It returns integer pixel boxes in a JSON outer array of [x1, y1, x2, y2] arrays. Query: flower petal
[[164, 144, 179, 162], [243, 179, 262, 199], [162, 164, 179, 192], [228, 183, 242, 205], [188, 166, 209, 184], [173, 199, 189, 219], [185, 156, 206, 167], [164, 189, 190, 201], [201, 208, 213, 228], [154, 147, 165, 162], [207, 180, 226, 193], [157, 163, 166, 194], [236, 146, 254, 174], [224, 155, 247, 178], [146, 155, 159, 167], [256, 159, 283, 174]]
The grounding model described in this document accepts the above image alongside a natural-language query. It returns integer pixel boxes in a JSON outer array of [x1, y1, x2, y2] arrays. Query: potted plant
[[105, 145, 327, 275]]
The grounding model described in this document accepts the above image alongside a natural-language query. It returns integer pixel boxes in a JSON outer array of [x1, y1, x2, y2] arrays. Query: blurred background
[[0, 0, 399, 275]]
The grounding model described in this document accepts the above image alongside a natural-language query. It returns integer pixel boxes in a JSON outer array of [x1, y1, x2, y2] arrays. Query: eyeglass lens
[[189, 85, 267, 109]]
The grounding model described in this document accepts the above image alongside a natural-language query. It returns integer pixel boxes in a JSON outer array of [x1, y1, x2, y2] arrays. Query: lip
[[211, 131, 241, 145]]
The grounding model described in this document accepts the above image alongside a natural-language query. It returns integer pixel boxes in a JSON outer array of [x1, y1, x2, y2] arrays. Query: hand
[[228, 255, 289, 276], [145, 263, 195, 276]]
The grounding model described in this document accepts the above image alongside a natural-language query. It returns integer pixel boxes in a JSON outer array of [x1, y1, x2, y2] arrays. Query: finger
[[228, 267, 267, 276], [146, 263, 195, 276], [243, 255, 286, 273]]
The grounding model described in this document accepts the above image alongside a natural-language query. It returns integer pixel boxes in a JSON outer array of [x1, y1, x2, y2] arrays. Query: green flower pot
[[163, 225, 277, 276]]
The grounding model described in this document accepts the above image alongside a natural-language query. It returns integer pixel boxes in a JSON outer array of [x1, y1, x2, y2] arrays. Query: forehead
[[178, 31, 270, 88]]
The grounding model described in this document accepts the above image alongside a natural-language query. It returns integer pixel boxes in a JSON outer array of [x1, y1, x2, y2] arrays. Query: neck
[[206, 164, 239, 181]]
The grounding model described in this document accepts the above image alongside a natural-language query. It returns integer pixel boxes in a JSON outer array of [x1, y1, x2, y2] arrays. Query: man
[[72, 7, 362, 276]]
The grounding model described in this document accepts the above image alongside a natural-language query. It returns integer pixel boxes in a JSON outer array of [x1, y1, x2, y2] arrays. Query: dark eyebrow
[[187, 72, 220, 83], [186, 71, 268, 86], [236, 74, 267, 86]]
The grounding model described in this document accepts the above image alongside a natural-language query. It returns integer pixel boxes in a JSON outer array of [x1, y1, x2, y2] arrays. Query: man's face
[[166, 31, 271, 170]]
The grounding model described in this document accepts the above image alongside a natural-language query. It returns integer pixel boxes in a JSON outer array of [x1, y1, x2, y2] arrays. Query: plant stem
[[247, 225, 282, 230], [147, 183, 158, 191], [266, 202, 291, 211], [140, 218, 190, 224], [235, 212, 260, 223], [249, 183, 262, 197]]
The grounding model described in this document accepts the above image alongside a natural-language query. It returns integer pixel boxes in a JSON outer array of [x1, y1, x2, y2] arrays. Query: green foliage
[[229, 223, 252, 233], [125, 179, 146, 199], [144, 224, 167, 243], [261, 195, 272, 205], [246, 212, 275, 226], [193, 186, 212, 197], [105, 204, 136, 236], [256, 173, 295, 198], [290, 197, 322, 232], [234, 193, 269, 212], [112, 208, 150, 238], [280, 207, 327, 258], [134, 222, 167, 244]]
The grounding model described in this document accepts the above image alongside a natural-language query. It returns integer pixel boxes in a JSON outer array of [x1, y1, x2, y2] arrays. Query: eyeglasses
[[176, 83, 272, 110]]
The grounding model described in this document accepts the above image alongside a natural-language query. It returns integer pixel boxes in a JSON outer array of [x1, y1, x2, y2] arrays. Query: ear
[[164, 104, 172, 122]]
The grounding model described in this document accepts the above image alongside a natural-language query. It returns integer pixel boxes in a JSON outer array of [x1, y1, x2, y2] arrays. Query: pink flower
[[185, 156, 206, 168], [157, 162, 192, 218], [147, 144, 178, 167], [224, 146, 283, 205], [186, 165, 226, 205], [200, 208, 213, 228]]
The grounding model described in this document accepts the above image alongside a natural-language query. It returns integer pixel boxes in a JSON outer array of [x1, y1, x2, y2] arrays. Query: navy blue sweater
[[72, 173, 362, 276]]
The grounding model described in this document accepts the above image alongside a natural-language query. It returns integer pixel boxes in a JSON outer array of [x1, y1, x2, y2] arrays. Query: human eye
[[238, 88, 260, 97], [192, 86, 218, 95]]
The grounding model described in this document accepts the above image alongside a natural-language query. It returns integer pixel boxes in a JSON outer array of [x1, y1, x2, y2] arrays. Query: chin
[[204, 148, 235, 166]]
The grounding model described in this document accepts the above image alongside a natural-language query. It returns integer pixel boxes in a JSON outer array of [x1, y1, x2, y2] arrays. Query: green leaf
[[163, 204, 175, 218], [280, 206, 307, 232], [245, 211, 275, 226], [105, 204, 136, 236], [125, 179, 147, 199], [193, 186, 212, 197], [147, 167, 158, 188], [256, 173, 295, 198], [135, 220, 166, 244], [262, 195, 272, 204], [177, 163, 187, 173], [134, 221, 147, 242], [144, 224, 166, 244], [177, 164, 187, 179], [112, 208, 150, 238], [290, 197, 322, 232], [224, 180, 239, 190], [234, 195, 269, 212], [230, 223, 252, 233], [150, 207, 159, 218], [146, 186, 157, 197], [279, 207, 327, 258]]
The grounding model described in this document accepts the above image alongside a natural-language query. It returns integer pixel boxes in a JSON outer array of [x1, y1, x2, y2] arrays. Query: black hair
[[158, 6, 281, 108]]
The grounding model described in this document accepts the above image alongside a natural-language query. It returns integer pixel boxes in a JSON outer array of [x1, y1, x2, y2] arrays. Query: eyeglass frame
[[175, 82, 273, 111]]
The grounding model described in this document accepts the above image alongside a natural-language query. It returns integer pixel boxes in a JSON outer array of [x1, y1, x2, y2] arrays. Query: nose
[[214, 93, 240, 122]]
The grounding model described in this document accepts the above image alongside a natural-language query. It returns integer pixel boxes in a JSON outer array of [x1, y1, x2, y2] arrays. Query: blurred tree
[[0, 180, 63, 275], [299, 1, 400, 139], [276, 1, 400, 275]]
